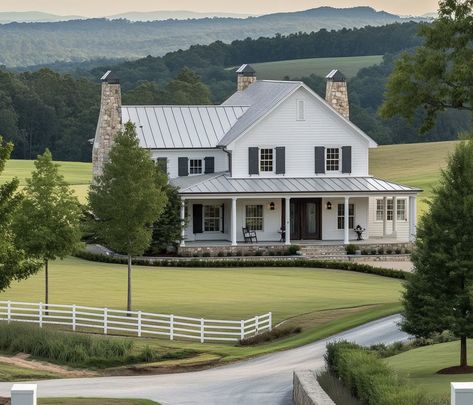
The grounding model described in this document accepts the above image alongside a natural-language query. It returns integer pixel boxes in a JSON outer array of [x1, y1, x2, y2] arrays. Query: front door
[[289, 199, 322, 240]]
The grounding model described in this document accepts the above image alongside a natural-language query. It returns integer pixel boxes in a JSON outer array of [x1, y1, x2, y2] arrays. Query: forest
[[0, 21, 469, 162]]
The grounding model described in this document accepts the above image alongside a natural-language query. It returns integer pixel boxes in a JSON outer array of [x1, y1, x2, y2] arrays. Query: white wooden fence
[[0, 301, 272, 343]]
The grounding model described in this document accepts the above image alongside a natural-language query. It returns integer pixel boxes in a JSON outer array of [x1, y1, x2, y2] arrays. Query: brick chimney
[[236, 64, 256, 91], [325, 69, 349, 120], [92, 71, 122, 178]]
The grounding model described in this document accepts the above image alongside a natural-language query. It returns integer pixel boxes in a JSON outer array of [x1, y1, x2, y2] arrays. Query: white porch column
[[231, 197, 237, 246], [344, 196, 350, 245], [382, 196, 388, 237], [285, 197, 291, 245], [180, 199, 186, 247], [409, 195, 417, 242], [392, 196, 397, 237]]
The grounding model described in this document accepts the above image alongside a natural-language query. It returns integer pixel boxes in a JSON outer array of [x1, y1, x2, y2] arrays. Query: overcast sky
[[1, 0, 439, 17]]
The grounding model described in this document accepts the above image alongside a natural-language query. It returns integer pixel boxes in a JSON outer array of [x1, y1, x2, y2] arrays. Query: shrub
[[405, 248, 411, 254], [202, 252, 211, 258], [370, 249, 378, 255], [386, 248, 393, 254], [254, 250, 263, 256], [217, 251, 224, 257], [236, 250, 243, 257], [361, 249, 369, 255], [345, 244, 357, 255], [287, 245, 300, 255], [378, 247, 385, 255], [238, 325, 301, 346], [395, 248, 402, 254]]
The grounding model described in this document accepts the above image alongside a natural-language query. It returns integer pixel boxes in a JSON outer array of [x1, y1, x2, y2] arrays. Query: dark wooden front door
[[289, 199, 322, 240]]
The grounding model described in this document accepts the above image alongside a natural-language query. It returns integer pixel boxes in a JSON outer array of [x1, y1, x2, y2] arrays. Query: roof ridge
[[122, 105, 250, 108]]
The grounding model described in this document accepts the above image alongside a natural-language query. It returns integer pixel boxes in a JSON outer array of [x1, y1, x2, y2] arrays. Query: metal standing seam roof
[[121, 105, 249, 149], [171, 172, 421, 195]]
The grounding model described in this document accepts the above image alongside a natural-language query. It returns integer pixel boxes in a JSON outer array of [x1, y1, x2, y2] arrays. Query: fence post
[[104, 308, 108, 335], [7, 301, 11, 324], [72, 305, 76, 332], [255, 315, 259, 334], [269, 312, 272, 331], [138, 311, 142, 337], [240, 320, 245, 340], [170, 314, 174, 341], [39, 302, 43, 328], [200, 318, 205, 343]]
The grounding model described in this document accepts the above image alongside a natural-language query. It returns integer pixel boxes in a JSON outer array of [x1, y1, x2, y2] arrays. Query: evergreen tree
[[89, 122, 167, 312], [402, 138, 473, 371], [13, 149, 82, 306], [0, 136, 41, 291]]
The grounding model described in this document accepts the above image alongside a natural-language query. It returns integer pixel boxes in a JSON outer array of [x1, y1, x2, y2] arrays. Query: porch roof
[[171, 172, 421, 196]]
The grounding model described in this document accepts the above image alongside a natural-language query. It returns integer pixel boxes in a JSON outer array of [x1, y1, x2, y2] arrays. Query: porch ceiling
[[171, 172, 421, 196]]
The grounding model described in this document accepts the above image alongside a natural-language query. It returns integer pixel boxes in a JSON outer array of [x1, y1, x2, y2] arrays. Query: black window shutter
[[248, 147, 259, 175], [314, 147, 326, 174], [204, 157, 215, 174], [342, 146, 352, 174], [192, 204, 203, 234], [221, 204, 225, 233], [156, 157, 167, 173], [275, 147, 286, 174], [178, 157, 189, 176]]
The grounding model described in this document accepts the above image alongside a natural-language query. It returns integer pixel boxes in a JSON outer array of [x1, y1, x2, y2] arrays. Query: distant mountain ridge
[[0, 6, 429, 67], [0, 11, 84, 23]]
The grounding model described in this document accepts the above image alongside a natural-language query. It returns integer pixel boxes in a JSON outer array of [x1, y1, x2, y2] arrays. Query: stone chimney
[[325, 69, 349, 120], [236, 64, 256, 91], [92, 71, 122, 178]]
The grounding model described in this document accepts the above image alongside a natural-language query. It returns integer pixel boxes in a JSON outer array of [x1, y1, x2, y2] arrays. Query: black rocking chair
[[242, 227, 258, 243]]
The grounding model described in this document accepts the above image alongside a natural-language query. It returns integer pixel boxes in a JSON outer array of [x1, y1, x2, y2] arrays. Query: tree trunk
[[461, 336, 468, 368], [45, 259, 49, 316], [127, 255, 132, 315]]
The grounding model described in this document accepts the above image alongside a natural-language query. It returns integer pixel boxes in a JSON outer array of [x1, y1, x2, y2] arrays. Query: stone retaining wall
[[293, 370, 335, 405]]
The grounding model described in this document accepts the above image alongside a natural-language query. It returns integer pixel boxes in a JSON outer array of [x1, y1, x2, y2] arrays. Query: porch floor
[[183, 238, 407, 247]]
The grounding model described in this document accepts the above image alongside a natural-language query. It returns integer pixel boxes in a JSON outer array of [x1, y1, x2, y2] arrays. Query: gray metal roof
[[236, 64, 256, 75], [219, 80, 301, 147], [171, 172, 421, 195], [326, 69, 346, 82], [121, 105, 248, 149]]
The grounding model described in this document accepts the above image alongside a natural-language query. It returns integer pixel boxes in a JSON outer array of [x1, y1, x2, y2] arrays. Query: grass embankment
[[252, 55, 383, 80], [386, 340, 473, 401]]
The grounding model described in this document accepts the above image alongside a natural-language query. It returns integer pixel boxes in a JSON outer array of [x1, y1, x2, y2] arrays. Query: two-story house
[[92, 65, 420, 248]]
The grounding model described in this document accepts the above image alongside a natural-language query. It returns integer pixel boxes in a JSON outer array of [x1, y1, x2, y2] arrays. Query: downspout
[[219, 146, 232, 177]]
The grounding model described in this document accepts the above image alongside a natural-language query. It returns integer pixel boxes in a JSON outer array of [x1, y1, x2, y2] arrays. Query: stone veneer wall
[[325, 80, 349, 119], [293, 370, 335, 405], [92, 82, 122, 177], [237, 75, 256, 92]]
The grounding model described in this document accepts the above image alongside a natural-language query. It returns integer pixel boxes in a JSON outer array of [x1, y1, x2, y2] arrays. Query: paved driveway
[[0, 315, 407, 404]]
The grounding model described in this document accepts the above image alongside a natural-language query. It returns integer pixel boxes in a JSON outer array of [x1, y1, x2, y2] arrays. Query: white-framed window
[[337, 203, 355, 230], [260, 148, 274, 172], [376, 199, 407, 221], [296, 100, 305, 121], [203, 205, 222, 232], [246, 205, 263, 231], [326, 148, 340, 172], [189, 159, 203, 175]]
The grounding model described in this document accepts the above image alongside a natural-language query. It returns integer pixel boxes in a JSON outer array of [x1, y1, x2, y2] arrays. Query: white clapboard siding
[[0, 301, 271, 343]]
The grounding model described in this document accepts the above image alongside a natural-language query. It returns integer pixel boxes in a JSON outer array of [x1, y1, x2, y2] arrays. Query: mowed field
[[252, 55, 384, 80]]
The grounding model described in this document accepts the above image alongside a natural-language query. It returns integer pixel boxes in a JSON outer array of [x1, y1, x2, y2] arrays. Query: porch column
[[409, 195, 417, 242], [180, 199, 186, 247], [285, 197, 291, 245], [382, 196, 388, 237], [344, 196, 350, 245], [231, 197, 237, 246], [392, 196, 397, 237]]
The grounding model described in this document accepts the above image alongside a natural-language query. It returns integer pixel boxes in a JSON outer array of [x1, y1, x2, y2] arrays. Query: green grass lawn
[[252, 55, 383, 80], [385, 340, 473, 401]]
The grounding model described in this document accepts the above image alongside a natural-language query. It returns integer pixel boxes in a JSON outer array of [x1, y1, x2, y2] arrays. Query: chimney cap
[[326, 69, 346, 82], [100, 70, 120, 84], [236, 64, 256, 76]]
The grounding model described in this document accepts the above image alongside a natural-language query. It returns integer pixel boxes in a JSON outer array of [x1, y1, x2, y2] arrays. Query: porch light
[[269, 202, 275, 211], [326, 201, 332, 210]]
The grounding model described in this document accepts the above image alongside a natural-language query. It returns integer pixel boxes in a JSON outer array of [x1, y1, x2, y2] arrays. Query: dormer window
[[326, 148, 340, 172], [189, 159, 203, 175], [260, 148, 274, 172]]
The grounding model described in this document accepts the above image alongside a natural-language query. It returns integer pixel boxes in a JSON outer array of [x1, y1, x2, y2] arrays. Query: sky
[[0, 0, 439, 17]]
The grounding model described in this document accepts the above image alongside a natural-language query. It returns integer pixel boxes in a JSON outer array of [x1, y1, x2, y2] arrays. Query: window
[[296, 100, 305, 120], [203, 205, 221, 232], [260, 148, 273, 172], [376, 199, 406, 221], [326, 148, 340, 171], [189, 159, 203, 175], [337, 204, 355, 229], [246, 205, 263, 231]]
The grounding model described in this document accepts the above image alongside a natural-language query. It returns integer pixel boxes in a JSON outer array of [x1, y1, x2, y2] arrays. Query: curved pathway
[[0, 315, 407, 405]]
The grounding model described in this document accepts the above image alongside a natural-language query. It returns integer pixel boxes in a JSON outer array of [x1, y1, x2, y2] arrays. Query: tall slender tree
[[89, 122, 167, 312], [13, 149, 82, 306], [402, 138, 473, 372]]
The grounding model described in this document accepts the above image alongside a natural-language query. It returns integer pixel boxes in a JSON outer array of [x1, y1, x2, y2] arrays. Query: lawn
[[252, 55, 384, 80], [385, 340, 473, 401]]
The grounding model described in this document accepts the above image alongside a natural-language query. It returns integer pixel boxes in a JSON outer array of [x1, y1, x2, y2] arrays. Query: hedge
[[74, 250, 409, 280], [325, 341, 439, 405]]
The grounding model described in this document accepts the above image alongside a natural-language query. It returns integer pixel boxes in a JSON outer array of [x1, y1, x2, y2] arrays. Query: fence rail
[[0, 301, 272, 343]]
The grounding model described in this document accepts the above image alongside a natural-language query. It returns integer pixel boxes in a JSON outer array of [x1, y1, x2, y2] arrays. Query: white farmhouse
[[92, 66, 420, 249]]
